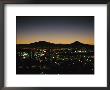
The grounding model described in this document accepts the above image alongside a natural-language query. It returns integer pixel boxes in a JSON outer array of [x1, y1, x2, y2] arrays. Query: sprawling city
[[16, 16, 94, 74], [16, 41, 94, 74]]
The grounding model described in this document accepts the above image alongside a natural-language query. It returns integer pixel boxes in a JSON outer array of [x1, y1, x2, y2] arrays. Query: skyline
[[16, 16, 94, 45]]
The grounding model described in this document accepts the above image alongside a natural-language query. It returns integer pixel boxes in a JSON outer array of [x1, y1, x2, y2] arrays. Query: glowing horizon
[[16, 39, 94, 45], [16, 16, 94, 45]]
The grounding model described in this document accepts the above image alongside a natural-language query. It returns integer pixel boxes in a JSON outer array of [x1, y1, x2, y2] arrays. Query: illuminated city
[[16, 41, 94, 74], [16, 16, 94, 74]]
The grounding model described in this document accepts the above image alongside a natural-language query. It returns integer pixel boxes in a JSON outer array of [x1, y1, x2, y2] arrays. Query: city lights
[[17, 44, 94, 74]]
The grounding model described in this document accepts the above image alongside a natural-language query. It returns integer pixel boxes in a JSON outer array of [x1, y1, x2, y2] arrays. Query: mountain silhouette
[[31, 41, 54, 45], [17, 41, 94, 50], [71, 41, 83, 45]]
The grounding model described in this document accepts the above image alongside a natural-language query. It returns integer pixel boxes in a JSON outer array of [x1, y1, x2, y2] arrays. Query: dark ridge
[[16, 41, 94, 49], [17, 41, 93, 45]]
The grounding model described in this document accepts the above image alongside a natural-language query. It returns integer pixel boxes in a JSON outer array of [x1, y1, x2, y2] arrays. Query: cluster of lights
[[17, 48, 94, 66], [18, 52, 29, 59], [17, 47, 94, 74], [40, 53, 45, 56]]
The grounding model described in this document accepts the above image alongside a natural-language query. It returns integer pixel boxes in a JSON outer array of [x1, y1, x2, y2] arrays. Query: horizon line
[[16, 41, 94, 45]]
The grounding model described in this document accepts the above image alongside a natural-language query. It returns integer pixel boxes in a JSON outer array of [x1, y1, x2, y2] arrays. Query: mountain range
[[17, 41, 94, 49]]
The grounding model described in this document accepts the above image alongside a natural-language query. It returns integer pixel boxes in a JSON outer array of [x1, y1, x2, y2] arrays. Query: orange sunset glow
[[16, 16, 94, 45]]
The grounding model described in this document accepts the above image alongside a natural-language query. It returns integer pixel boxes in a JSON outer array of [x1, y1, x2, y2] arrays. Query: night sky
[[16, 16, 94, 45]]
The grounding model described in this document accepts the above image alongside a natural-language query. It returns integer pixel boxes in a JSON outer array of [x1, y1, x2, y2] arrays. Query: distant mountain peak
[[74, 41, 81, 43], [30, 41, 54, 46], [71, 41, 83, 45], [38, 41, 49, 43], [38, 41, 48, 42]]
